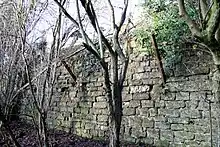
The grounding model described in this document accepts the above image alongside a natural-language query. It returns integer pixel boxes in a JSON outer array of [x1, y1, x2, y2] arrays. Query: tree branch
[[53, 0, 78, 26], [207, 1, 220, 41], [200, 0, 208, 19], [215, 23, 220, 43], [79, 0, 115, 56], [107, 0, 116, 30], [178, 0, 202, 37], [111, 0, 128, 61]]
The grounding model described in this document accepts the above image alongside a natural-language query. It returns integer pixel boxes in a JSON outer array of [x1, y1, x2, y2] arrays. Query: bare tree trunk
[[109, 55, 123, 147], [109, 95, 122, 147], [38, 112, 49, 147]]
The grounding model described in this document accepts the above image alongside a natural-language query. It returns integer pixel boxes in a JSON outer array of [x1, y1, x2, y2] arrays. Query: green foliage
[[134, 0, 198, 66]]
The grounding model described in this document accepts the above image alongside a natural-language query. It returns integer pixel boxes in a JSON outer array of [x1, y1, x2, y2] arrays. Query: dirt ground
[[0, 121, 153, 147]]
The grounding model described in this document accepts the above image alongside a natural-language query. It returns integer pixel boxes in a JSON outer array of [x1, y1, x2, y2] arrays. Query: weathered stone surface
[[79, 102, 92, 108], [148, 108, 157, 117], [171, 124, 184, 131], [93, 102, 108, 108], [122, 93, 132, 101], [128, 100, 140, 108], [21, 50, 216, 147], [147, 129, 160, 139], [184, 124, 210, 133], [155, 121, 170, 130], [158, 109, 180, 117], [142, 118, 154, 128], [160, 130, 174, 141], [141, 100, 154, 108], [161, 92, 175, 100], [128, 116, 142, 126], [174, 131, 195, 142], [155, 100, 165, 108], [136, 108, 149, 116], [131, 127, 146, 137], [185, 100, 199, 109], [190, 92, 206, 100], [165, 101, 185, 109], [97, 115, 108, 122], [195, 133, 210, 142], [132, 93, 150, 100], [166, 80, 211, 92], [180, 109, 201, 118], [90, 108, 109, 115], [168, 118, 189, 124], [130, 85, 150, 93], [123, 108, 136, 116], [176, 92, 189, 100]]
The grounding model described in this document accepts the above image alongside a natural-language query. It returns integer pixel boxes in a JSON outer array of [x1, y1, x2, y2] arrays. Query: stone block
[[155, 100, 165, 108], [84, 123, 95, 129], [97, 115, 108, 122], [128, 116, 142, 126], [96, 96, 107, 102], [160, 130, 174, 141], [176, 92, 189, 100], [131, 80, 143, 86], [168, 118, 189, 124], [122, 93, 132, 101], [171, 124, 184, 131], [74, 107, 81, 113], [141, 100, 154, 108], [132, 93, 150, 100], [155, 121, 170, 130], [148, 108, 157, 117], [184, 140, 200, 147], [121, 117, 129, 125], [165, 101, 185, 109], [199, 142, 211, 147], [123, 101, 130, 108], [132, 73, 146, 80], [136, 66, 146, 73], [158, 109, 180, 117], [180, 109, 201, 118], [166, 80, 211, 92], [154, 115, 167, 122], [128, 100, 140, 108], [123, 107, 136, 116], [79, 102, 92, 108], [149, 72, 161, 79], [93, 102, 108, 108], [131, 127, 146, 138], [197, 100, 209, 111], [184, 124, 210, 133], [161, 92, 175, 100], [80, 107, 89, 114], [140, 137, 154, 145], [100, 125, 108, 131], [130, 85, 150, 93], [91, 108, 109, 115], [147, 129, 160, 139], [190, 92, 206, 100], [136, 108, 149, 116], [142, 78, 162, 85], [174, 131, 194, 142], [185, 100, 199, 109], [142, 118, 154, 128], [195, 133, 210, 142]]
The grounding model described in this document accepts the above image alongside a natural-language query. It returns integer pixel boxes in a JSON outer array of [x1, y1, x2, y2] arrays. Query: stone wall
[[22, 49, 218, 146]]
